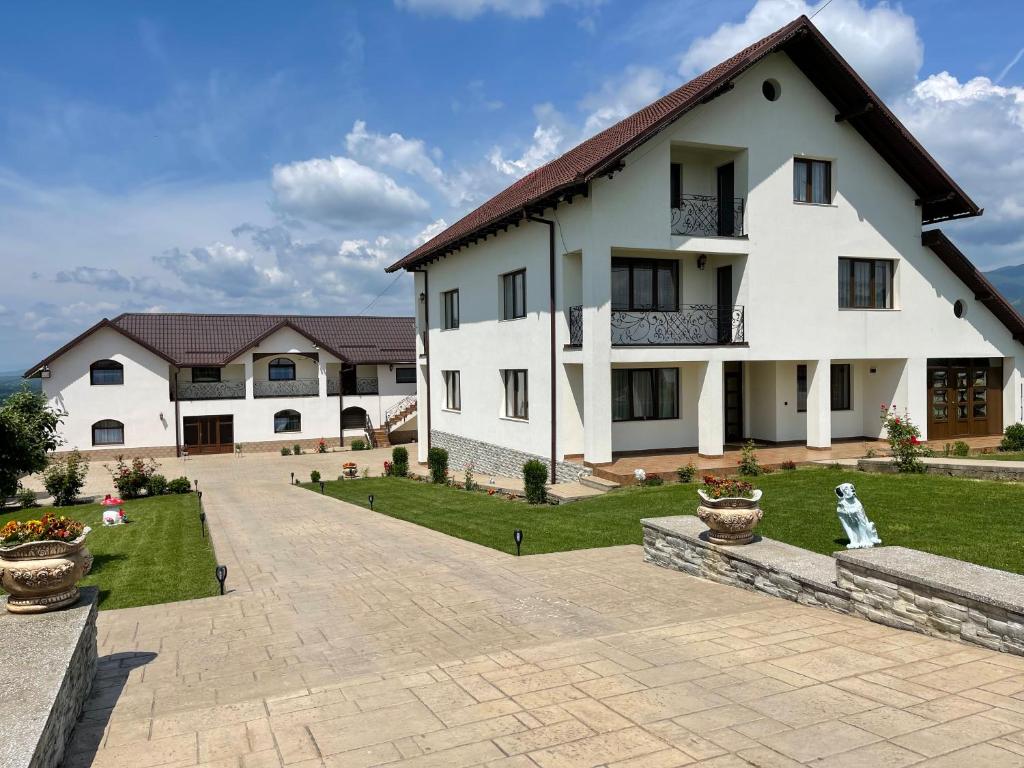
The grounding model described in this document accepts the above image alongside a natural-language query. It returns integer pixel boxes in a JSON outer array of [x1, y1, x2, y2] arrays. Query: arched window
[[90, 359, 124, 385], [92, 419, 124, 446], [268, 358, 296, 381], [274, 409, 301, 433]]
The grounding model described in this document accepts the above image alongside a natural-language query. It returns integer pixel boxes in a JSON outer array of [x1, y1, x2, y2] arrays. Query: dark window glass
[[443, 370, 461, 410], [611, 258, 679, 312], [502, 270, 526, 320], [839, 258, 893, 309], [90, 359, 123, 385], [268, 358, 296, 381], [502, 369, 528, 419], [274, 409, 301, 433], [442, 289, 459, 329], [395, 367, 416, 384], [191, 367, 221, 383], [92, 419, 124, 446], [797, 365, 807, 412], [611, 368, 679, 421], [793, 158, 831, 204], [670, 162, 682, 208], [831, 364, 852, 411]]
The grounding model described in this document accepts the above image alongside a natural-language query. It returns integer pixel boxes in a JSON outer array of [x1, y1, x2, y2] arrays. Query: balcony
[[254, 378, 319, 398], [327, 377, 379, 396], [567, 305, 745, 346], [671, 194, 744, 237], [177, 380, 245, 400]]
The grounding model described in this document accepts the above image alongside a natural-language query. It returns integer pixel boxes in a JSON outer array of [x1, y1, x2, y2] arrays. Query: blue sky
[[2, 0, 1023, 367]]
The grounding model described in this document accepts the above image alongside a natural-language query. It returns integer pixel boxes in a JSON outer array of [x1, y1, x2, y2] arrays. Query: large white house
[[387, 16, 1024, 482], [24, 314, 418, 457]]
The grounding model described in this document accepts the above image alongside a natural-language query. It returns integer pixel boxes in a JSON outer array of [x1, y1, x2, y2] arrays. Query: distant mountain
[[0, 371, 40, 402], [986, 264, 1024, 309]]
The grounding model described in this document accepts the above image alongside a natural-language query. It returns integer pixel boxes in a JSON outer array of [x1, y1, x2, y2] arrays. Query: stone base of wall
[[53, 436, 347, 461], [0, 587, 98, 768], [430, 430, 590, 483], [858, 456, 1024, 481], [643, 515, 1024, 658]]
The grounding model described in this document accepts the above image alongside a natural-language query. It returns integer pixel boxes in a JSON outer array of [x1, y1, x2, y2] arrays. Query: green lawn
[[0, 493, 219, 610], [308, 469, 1024, 573], [958, 451, 1024, 461]]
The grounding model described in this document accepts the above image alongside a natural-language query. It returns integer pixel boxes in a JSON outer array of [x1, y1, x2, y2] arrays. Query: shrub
[[1001, 423, 1024, 452], [108, 456, 159, 499], [880, 405, 927, 473], [350, 438, 366, 451], [310, 470, 321, 484], [43, 451, 88, 507], [642, 475, 664, 487], [865, 447, 878, 459], [780, 460, 797, 471], [391, 446, 409, 477], [280, 446, 291, 456], [523, 459, 548, 504], [166, 476, 191, 494], [738, 440, 761, 476], [317, 438, 328, 454], [676, 462, 697, 483], [146, 474, 168, 496], [293, 444, 302, 456], [427, 447, 449, 484], [700, 474, 755, 500], [464, 461, 477, 492], [16, 486, 38, 509]]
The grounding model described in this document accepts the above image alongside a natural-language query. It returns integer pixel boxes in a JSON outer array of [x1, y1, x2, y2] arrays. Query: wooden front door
[[183, 415, 234, 455], [927, 360, 1001, 440], [716, 162, 735, 235], [723, 362, 743, 443], [716, 265, 733, 343]]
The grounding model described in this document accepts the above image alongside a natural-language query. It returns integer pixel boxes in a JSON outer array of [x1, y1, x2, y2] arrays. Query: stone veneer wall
[[430, 430, 590, 483], [0, 588, 98, 768], [53, 436, 345, 461], [643, 516, 1024, 658]]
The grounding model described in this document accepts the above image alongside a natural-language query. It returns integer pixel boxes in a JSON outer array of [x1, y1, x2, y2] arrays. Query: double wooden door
[[183, 415, 234, 454], [928, 360, 1001, 440]]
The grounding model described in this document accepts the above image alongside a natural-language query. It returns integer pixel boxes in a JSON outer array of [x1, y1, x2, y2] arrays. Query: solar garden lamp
[[514, 529, 523, 557], [368, 494, 374, 510], [290, 471, 294, 485], [215, 565, 228, 595], [319, 480, 325, 494], [199, 510, 207, 538]]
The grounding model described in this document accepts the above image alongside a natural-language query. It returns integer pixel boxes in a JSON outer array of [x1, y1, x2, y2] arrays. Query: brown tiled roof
[[25, 314, 415, 376], [387, 15, 980, 273], [923, 230, 1024, 342]]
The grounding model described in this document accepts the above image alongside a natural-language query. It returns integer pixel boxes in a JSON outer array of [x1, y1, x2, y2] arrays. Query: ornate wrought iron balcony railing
[[177, 380, 245, 400], [671, 194, 744, 237], [567, 305, 745, 346], [254, 378, 319, 398], [326, 377, 380, 396]]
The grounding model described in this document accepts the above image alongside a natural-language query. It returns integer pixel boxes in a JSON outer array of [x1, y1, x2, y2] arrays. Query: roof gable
[[388, 15, 979, 273]]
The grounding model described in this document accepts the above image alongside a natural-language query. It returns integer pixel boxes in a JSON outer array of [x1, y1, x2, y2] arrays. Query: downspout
[[172, 367, 181, 457], [528, 215, 558, 484], [411, 268, 431, 452], [338, 362, 344, 448]]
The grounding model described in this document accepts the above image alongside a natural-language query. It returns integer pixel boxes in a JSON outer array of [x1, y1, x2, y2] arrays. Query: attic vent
[[762, 79, 781, 102]]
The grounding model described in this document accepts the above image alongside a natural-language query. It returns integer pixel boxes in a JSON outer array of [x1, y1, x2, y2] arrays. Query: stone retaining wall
[[430, 430, 590, 483], [858, 456, 1024, 481]]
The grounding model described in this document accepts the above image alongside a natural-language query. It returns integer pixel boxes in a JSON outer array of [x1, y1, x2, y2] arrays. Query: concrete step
[[546, 482, 607, 504], [580, 474, 619, 492]]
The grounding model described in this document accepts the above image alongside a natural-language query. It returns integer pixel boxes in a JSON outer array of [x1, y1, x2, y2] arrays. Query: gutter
[[527, 215, 558, 484], [411, 268, 431, 452]]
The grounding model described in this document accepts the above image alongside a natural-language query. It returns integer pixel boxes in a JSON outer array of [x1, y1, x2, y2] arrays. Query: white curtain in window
[[811, 161, 829, 204], [794, 161, 809, 202], [874, 261, 890, 308], [838, 262, 851, 308], [611, 264, 630, 310], [656, 265, 676, 311], [513, 272, 525, 317], [853, 261, 871, 307], [632, 265, 653, 309], [657, 369, 677, 418], [515, 371, 526, 417], [631, 370, 654, 418]]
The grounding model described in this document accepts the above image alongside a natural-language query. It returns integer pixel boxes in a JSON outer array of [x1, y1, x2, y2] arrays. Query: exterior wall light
[[40, 367, 51, 379], [697, 254, 708, 271]]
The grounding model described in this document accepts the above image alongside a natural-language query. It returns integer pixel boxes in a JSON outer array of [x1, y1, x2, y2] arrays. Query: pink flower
[[881, 403, 888, 410]]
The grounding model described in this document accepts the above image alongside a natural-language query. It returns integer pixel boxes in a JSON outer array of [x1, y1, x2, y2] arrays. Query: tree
[[0, 386, 64, 502]]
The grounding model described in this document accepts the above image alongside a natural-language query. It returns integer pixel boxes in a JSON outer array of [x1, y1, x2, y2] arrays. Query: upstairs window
[[92, 419, 124, 446], [839, 258, 893, 309], [268, 358, 296, 381], [611, 258, 678, 312], [443, 370, 461, 411], [442, 289, 460, 329], [274, 409, 301, 433], [794, 158, 832, 204], [191, 367, 221, 383], [502, 369, 528, 420], [90, 359, 123, 386], [395, 367, 416, 384], [501, 270, 526, 320]]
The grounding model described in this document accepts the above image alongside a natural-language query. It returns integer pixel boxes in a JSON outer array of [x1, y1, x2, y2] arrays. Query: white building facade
[[25, 314, 418, 458], [388, 17, 1024, 481]]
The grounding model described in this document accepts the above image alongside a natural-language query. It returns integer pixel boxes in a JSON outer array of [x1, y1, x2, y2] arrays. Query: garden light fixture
[[215, 565, 228, 595], [368, 494, 374, 510], [319, 480, 325, 494], [514, 529, 523, 556], [199, 510, 206, 538], [290, 472, 294, 485]]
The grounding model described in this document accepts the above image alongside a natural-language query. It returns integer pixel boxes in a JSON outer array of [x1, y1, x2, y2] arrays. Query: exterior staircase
[[370, 396, 417, 449]]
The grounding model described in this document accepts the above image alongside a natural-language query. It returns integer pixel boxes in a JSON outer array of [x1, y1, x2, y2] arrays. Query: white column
[[698, 359, 724, 457], [244, 355, 254, 400], [582, 244, 612, 464], [806, 359, 831, 449], [1003, 358, 1020, 430], [415, 271, 429, 464], [316, 357, 328, 400], [894, 357, 928, 440]]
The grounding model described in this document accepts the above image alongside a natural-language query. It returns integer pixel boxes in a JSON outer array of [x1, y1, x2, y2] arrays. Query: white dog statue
[[834, 482, 881, 549]]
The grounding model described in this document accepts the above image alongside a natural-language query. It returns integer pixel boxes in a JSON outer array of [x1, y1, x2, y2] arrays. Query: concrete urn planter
[[696, 490, 763, 545], [0, 532, 93, 614]]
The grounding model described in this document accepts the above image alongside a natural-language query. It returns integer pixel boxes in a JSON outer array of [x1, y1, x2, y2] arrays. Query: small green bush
[[391, 446, 409, 477], [738, 440, 761, 476], [350, 438, 366, 451], [310, 470, 321, 484], [428, 447, 449, 484], [109, 455, 159, 499], [43, 451, 87, 507], [1001, 423, 1024, 452], [293, 444, 302, 456], [523, 459, 548, 504], [780, 460, 797, 471], [952, 440, 970, 457], [642, 475, 664, 487], [280, 446, 292, 456], [676, 462, 697, 483], [166, 476, 191, 494], [16, 486, 38, 509], [146, 474, 168, 496]]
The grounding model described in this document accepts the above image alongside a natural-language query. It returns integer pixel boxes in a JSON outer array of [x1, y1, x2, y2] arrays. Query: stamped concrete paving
[[64, 454, 1024, 767]]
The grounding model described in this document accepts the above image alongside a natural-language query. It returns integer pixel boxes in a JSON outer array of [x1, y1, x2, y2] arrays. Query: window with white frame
[[502, 369, 528, 419], [443, 370, 461, 411]]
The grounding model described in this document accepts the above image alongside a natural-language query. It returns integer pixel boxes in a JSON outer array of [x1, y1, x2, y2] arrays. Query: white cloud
[[580, 66, 668, 136], [154, 242, 298, 299], [54, 266, 131, 291], [394, 0, 601, 20], [271, 155, 430, 227], [679, 0, 922, 101], [488, 103, 569, 176]]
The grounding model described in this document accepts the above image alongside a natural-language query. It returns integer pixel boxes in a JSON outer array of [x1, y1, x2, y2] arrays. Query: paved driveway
[[64, 456, 1024, 767]]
